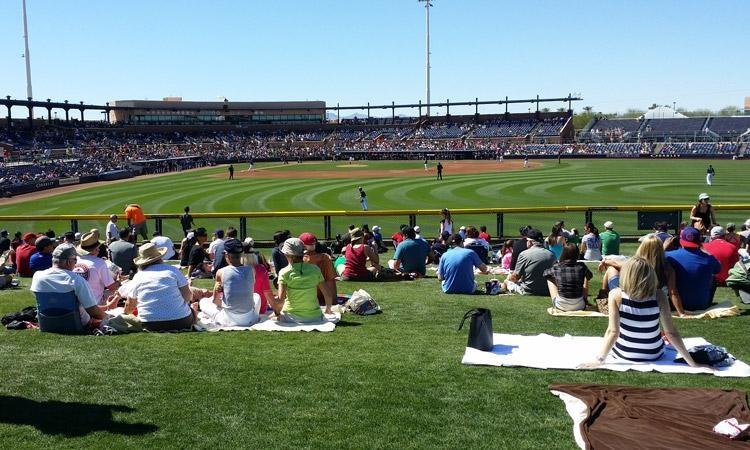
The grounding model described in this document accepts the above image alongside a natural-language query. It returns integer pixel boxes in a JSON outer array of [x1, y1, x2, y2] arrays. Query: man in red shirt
[[14, 232, 38, 277], [704, 226, 740, 285]]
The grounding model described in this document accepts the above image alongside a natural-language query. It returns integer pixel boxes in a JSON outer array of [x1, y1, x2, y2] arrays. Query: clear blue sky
[[0, 0, 747, 118]]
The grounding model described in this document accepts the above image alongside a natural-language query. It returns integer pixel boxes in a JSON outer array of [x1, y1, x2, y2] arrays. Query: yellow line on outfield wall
[[1, 204, 749, 221]]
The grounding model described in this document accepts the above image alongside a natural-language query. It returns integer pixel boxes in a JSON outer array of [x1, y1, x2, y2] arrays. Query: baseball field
[[0, 158, 747, 240], [1, 158, 749, 449]]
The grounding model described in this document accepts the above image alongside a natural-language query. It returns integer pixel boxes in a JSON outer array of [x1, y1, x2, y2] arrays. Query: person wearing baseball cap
[[704, 226, 740, 289], [29, 236, 54, 274], [274, 237, 333, 322], [501, 228, 556, 295], [196, 238, 260, 327], [30, 244, 107, 329], [300, 232, 337, 305], [14, 232, 38, 277], [690, 193, 716, 235], [371, 226, 387, 253], [665, 227, 721, 311], [600, 220, 620, 257]]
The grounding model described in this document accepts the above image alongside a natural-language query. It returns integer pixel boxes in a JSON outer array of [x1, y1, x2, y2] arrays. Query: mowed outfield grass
[[1, 159, 749, 449], [1, 158, 748, 241]]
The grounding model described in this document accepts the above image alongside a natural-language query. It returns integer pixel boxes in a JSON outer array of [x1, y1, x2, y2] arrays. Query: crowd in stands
[[0, 114, 746, 188]]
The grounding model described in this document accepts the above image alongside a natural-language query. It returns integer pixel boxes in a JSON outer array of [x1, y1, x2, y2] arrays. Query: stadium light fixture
[[21, 0, 33, 100], [418, 0, 432, 117]]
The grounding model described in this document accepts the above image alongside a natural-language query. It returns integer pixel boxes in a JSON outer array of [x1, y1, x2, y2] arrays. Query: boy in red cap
[[300, 232, 337, 305], [14, 233, 38, 277]]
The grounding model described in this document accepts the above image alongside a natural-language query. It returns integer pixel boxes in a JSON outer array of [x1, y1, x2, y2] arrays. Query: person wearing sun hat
[[273, 237, 333, 323], [665, 227, 721, 311], [300, 232, 337, 305], [342, 228, 380, 281], [73, 230, 120, 306], [124, 243, 195, 331], [197, 238, 260, 327]]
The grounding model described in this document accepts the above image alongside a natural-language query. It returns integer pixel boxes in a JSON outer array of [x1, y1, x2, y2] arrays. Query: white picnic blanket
[[195, 309, 340, 332], [106, 307, 339, 332], [461, 333, 750, 377], [546, 300, 741, 319]]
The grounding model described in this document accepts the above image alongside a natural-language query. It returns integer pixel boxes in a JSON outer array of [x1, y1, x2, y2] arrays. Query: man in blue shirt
[[438, 234, 488, 294], [29, 236, 54, 275], [666, 227, 721, 311], [390, 227, 430, 276]]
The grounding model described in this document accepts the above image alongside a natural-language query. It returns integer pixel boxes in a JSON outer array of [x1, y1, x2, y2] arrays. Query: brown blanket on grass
[[550, 384, 750, 449]]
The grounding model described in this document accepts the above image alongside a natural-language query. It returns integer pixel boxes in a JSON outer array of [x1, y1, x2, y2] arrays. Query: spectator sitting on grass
[[371, 225, 388, 253], [271, 230, 291, 276], [598, 236, 685, 315], [545, 223, 566, 261], [29, 236, 54, 275], [704, 226, 740, 290], [543, 244, 592, 312], [187, 227, 212, 279], [580, 222, 602, 261], [437, 233, 488, 294], [463, 226, 490, 251], [666, 227, 720, 312], [501, 229, 556, 296], [125, 243, 196, 332], [639, 221, 672, 244], [724, 223, 743, 249], [31, 245, 106, 328], [579, 256, 705, 369], [271, 238, 333, 323], [75, 231, 120, 305], [109, 228, 138, 278], [196, 238, 260, 327], [478, 225, 491, 242], [341, 228, 380, 281], [600, 221, 620, 257], [300, 232, 337, 305], [389, 226, 429, 278], [14, 232, 38, 278]]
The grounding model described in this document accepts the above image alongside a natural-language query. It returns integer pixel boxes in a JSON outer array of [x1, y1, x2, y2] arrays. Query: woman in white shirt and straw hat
[[124, 243, 196, 331]]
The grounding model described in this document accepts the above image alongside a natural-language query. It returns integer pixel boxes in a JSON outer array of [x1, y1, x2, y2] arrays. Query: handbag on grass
[[458, 308, 493, 351]]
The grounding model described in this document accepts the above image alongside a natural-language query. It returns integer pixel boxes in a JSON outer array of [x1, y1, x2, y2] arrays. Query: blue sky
[[0, 0, 747, 118]]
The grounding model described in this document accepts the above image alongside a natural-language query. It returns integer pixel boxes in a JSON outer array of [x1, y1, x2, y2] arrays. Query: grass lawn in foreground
[[1, 159, 748, 241], [0, 263, 748, 448]]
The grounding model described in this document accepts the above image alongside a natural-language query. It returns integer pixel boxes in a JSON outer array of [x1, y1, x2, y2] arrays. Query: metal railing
[[2, 204, 749, 242]]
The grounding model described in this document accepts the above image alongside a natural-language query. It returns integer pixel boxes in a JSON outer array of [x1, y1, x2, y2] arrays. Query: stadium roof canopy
[[641, 106, 687, 120]]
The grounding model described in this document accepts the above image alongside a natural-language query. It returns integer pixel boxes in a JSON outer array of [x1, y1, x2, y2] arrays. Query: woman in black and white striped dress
[[581, 257, 704, 368]]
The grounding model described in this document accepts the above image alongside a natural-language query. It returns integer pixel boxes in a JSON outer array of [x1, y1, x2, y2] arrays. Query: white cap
[[710, 226, 726, 238], [745, 219, 750, 228], [244, 237, 254, 246], [459, 226, 466, 230], [603, 221, 613, 229], [698, 193, 710, 200], [372, 225, 380, 232], [414, 225, 421, 233]]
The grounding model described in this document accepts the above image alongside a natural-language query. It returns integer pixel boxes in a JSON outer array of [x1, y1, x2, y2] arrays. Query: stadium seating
[[470, 120, 537, 138], [640, 118, 708, 140], [706, 117, 750, 139]]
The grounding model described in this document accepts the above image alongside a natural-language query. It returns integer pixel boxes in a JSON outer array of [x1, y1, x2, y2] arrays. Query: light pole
[[418, 0, 432, 117], [21, 0, 33, 100]]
